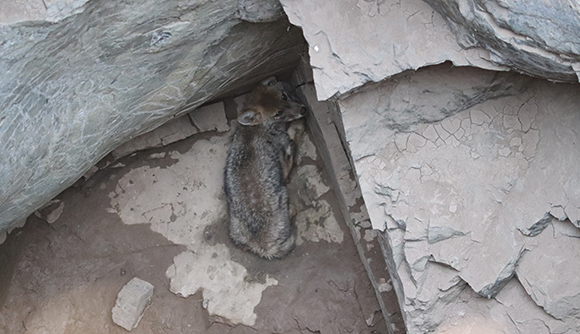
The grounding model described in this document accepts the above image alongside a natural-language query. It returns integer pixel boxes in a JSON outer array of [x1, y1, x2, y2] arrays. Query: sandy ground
[[0, 123, 391, 334]]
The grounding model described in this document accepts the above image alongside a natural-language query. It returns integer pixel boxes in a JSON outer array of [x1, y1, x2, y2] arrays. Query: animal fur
[[224, 77, 306, 259]]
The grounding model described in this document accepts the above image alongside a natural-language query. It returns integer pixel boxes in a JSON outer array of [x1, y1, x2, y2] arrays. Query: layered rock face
[[424, 0, 580, 83], [0, 0, 304, 234], [344, 66, 580, 333], [282, 0, 580, 333], [281, 0, 507, 100]]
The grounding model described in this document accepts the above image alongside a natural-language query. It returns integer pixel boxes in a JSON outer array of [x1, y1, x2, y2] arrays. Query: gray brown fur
[[224, 77, 306, 259]]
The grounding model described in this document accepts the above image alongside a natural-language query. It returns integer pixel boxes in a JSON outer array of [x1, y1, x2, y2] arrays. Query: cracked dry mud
[[0, 124, 389, 334]]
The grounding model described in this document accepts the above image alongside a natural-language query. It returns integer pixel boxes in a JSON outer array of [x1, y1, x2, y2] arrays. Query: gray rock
[[112, 101, 228, 160], [237, 0, 285, 22], [280, 0, 506, 100], [517, 220, 580, 322], [423, 0, 580, 83], [340, 64, 580, 333], [112, 277, 154, 331], [34, 199, 65, 224], [338, 64, 530, 160], [111, 115, 198, 160], [188, 102, 229, 133], [0, 0, 88, 25], [0, 0, 304, 234]]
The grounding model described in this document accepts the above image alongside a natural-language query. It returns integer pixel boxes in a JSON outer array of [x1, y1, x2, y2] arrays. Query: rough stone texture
[[340, 64, 580, 333], [34, 199, 65, 224], [430, 277, 571, 334], [294, 69, 404, 332], [111, 115, 197, 160], [0, 0, 304, 235], [277, 3, 580, 330], [237, 0, 285, 23], [112, 277, 154, 331], [281, 0, 580, 100], [339, 64, 530, 160], [0, 0, 90, 25], [424, 0, 580, 83], [517, 220, 580, 323], [282, 5, 580, 333], [188, 102, 229, 133], [280, 0, 505, 100], [166, 249, 278, 326], [111, 102, 229, 159]]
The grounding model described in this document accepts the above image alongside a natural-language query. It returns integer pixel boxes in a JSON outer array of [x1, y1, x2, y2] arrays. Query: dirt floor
[[0, 123, 391, 333]]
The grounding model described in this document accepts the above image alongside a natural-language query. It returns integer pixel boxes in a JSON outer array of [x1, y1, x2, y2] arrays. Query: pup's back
[[224, 77, 306, 259]]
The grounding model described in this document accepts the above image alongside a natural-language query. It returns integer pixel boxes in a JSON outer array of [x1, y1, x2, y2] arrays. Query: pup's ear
[[261, 76, 277, 87], [237, 110, 262, 126]]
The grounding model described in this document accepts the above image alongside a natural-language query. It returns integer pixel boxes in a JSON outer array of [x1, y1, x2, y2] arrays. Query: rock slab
[[111, 101, 229, 159], [341, 64, 580, 333], [0, 0, 304, 235], [280, 0, 504, 100], [424, 0, 580, 83], [112, 277, 154, 331]]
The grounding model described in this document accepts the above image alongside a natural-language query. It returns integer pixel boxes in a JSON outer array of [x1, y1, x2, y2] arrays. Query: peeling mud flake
[[295, 199, 344, 245], [299, 132, 318, 160], [108, 135, 229, 246], [166, 246, 277, 326], [296, 164, 330, 199]]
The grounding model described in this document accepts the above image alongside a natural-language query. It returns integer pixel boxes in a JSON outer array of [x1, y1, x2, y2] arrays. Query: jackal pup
[[224, 77, 306, 259]]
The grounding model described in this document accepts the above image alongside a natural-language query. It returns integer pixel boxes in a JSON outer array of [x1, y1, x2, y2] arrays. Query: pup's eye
[[274, 110, 284, 117], [281, 93, 288, 101]]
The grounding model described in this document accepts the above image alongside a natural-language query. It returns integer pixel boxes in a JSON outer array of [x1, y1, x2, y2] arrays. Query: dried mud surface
[[0, 128, 389, 334]]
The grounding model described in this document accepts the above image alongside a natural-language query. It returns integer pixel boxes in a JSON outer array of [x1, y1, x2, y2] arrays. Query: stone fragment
[[377, 278, 392, 293], [82, 166, 99, 180], [148, 153, 166, 159], [517, 222, 580, 321], [34, 200, 65, 224], [111, 277, 154, 331], [112, 115, 198, 159], [188, 102, 230, 133], [0, 231, 5, 245]]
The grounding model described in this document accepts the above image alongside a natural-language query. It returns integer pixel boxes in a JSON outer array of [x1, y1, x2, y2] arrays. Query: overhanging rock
[[0, 0, 304, 234]]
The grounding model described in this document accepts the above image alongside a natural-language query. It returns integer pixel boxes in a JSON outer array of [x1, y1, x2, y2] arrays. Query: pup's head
[[237, 77, 307, 127]]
